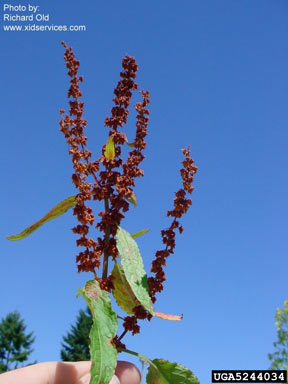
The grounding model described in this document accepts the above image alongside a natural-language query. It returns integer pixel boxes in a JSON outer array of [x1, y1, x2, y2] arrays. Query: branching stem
[[102, 197, 110, 279], [117, 329, 128, 342]]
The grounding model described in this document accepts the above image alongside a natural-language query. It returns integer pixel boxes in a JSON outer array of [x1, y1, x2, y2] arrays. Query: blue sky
[[1, 1, 288, 382]]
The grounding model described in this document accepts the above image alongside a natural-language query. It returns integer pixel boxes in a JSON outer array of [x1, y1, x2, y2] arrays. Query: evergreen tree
[[268, 299, 288, 371], [61, 307, 92, 361], [0, 311, 35, 373]]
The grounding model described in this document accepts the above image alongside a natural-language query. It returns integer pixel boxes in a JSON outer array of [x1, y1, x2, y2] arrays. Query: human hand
[[0, 360, 141, 384]]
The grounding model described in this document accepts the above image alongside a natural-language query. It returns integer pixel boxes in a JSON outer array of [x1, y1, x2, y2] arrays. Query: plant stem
[[118, 348, 154, 367], [117, 329, 128, 341], [80, 142, 101, 185], [141, 360, 147, 384], [102, 197, 110, 279]]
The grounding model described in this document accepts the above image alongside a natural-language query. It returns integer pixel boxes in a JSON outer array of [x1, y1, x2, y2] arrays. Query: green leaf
[[111, 262, 139, 314], [116, 227, 154, 315], [6, 196, 76, 241], [78, 280, 118, 384], [146, 359, 200, 384], [120, 349, 199, 384], [131, 229, 150, 239], [104, 136, 115, 160], [111, 262, 181, 321], [125, 192, 137, 208]]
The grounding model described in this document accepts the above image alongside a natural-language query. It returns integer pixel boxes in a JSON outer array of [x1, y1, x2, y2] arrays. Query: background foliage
[[0, 312, 35, 373], [61, 307, 92, 362], [268, 299, 288, 371]]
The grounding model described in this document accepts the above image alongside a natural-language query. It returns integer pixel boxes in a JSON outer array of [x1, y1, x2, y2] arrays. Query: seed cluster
[[148, 147, 198, 302], [60, 42, 150, 289], [60, 41, 100, 274], [121, 148, 197, 337], [60, 42, 197, 343]]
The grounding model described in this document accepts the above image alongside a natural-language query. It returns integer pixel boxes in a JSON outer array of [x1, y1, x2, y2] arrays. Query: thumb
[[78, 361, 141, 384], [78, 373, 120, 384]]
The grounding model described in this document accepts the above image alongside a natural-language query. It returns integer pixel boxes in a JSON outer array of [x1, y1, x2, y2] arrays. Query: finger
[[77, 361, 141, 384], [52, 361, 91, 384], [0, 360, 141, 384], [115, 361, 141, 384], [78, 373, 120, 384], [0, 361, 91, 384]]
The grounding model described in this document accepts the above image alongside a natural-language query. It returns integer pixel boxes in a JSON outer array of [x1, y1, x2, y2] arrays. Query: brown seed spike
[[148, 147, 197, 304]]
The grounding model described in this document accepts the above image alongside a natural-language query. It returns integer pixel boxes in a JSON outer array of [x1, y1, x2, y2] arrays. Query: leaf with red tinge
[[78, 280, 118, 384], [146, 359, 200, 384], [104, 135, 115, 160], [155, 312, 183, 321], [6, 196, 76, 241]]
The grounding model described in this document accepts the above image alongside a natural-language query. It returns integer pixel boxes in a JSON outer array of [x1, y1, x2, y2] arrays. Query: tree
[[61, 307, 92, 361], [0, 311, 35, 373], [268, 299, 288, 371]]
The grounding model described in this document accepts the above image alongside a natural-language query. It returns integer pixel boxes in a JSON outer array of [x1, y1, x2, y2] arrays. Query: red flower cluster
[[92, 58, 150, 288], [60, 43, 150, 289], [118, 90, 150, 196], [122, 148, 197, 336], [59, 43, 197, 342], [59, 41, 101, 275], [148, 147, 198, 303]]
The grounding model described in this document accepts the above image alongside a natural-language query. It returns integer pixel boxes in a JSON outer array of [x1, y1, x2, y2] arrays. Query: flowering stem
[[117, 329, 128, 342], [80, 142, 101, 185], [102, 197, 110, 279]]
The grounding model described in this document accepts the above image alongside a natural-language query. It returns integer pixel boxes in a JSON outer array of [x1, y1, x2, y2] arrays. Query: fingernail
[[79, 372, 91, 384], [110, 374, 121, 384], [79, 373, 120, 384]]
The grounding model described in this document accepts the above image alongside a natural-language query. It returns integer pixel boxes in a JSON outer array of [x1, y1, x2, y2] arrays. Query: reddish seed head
[[60, 43, 151, 278], [59, 43, 197, 338], [148, 147, 197, 303]]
